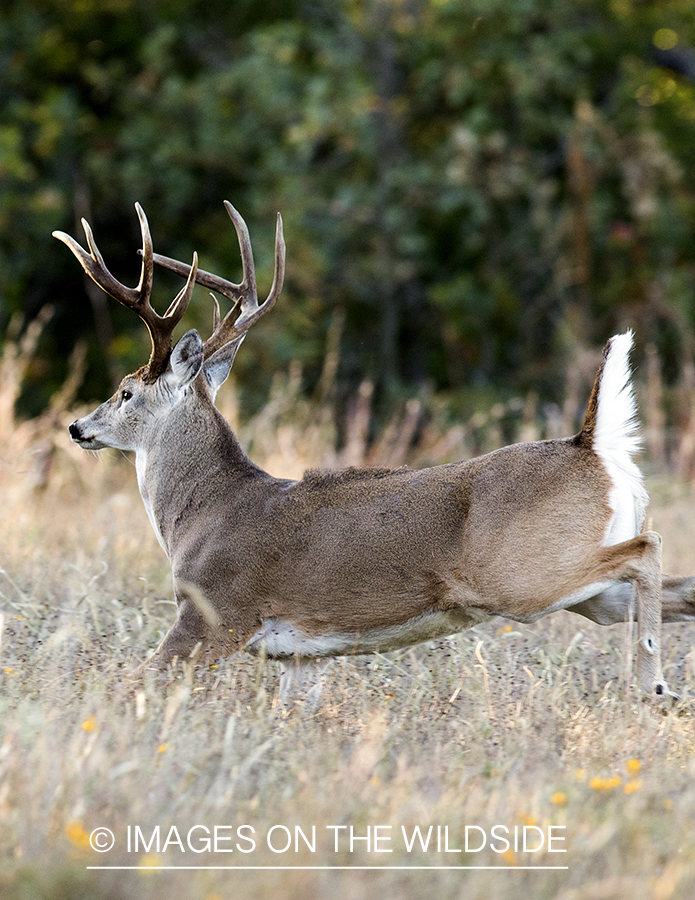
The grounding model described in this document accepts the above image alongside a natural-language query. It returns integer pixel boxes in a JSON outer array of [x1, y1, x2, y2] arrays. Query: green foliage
[[1, 0, 695, 416]]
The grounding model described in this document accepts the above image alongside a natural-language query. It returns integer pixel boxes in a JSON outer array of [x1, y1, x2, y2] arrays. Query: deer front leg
[[151, 583, 232, 668], [132, 601, 208, 677], [153, 606, 207, 667]]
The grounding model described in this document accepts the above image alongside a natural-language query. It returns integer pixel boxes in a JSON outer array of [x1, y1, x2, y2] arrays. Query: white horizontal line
[[87, 865, 569, 871]]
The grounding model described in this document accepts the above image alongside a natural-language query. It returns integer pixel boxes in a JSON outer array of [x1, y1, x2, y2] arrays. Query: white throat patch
[[135, 449, 167, 554]]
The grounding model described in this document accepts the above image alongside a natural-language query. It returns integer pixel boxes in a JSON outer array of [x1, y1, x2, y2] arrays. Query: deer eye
[[121, 390, 133, 403]]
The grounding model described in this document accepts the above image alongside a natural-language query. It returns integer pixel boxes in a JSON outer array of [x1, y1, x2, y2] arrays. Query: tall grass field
[[1, 332, 695, 900]]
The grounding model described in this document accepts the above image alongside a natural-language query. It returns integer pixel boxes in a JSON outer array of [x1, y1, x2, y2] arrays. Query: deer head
[[58, 202, 285, 451]]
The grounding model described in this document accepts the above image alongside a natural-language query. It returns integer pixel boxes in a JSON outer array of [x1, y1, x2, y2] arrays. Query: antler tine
[[133, 202, 154, 300], [267, 212, 286, 309], [164, 251, 198, 320], [54, 203, 197, 381], [150, 203, 286, 359], [223, 200, 258, 306], [210, 293, 222, 332]]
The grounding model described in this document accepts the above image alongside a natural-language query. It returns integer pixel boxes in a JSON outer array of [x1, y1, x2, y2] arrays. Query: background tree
[[1, 0, 694, 426]]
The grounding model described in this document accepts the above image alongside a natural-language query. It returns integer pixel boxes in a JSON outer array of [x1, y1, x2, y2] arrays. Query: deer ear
[[202, 336, 245, 399], [165, 330, 204, 389]]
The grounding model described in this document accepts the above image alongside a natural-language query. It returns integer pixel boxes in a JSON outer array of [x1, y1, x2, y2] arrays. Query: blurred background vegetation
[[1, 0, 695, 447]]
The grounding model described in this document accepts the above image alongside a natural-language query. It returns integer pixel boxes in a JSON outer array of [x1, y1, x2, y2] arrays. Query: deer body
[[58, 202, 695, 698], [80, 366, 618, 659]]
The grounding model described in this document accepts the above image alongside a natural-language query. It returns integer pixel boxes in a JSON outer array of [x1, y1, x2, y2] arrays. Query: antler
[[53, 203, 198, 382], [151, 201, 285, 358]]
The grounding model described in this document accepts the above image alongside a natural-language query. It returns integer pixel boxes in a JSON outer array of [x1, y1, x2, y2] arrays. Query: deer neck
[[134, 388, 264, 556]]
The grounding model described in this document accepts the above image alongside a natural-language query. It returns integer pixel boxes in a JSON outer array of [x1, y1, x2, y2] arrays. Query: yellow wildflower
[[520, 814, 537, 826], [589, 776, 622, 791], [502, 848, 517, 866], [65, 820, 90, 849]]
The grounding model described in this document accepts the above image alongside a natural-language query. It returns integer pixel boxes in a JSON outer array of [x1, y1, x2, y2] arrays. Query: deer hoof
[[646, 681, 679, 707]]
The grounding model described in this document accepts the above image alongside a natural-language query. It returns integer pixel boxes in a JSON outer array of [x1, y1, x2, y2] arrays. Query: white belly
[[245, 607, 493, 659]]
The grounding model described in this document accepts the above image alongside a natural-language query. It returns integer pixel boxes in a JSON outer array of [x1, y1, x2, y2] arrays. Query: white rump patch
[[593, 331, 648, 545]]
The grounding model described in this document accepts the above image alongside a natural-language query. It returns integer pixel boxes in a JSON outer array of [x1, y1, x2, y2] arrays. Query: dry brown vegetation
[[2, 332, 695, 900]]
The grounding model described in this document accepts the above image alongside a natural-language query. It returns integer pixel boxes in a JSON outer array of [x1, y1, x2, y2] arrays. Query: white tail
[[58, 202, 695, 701], [592, 331, 648, 546]]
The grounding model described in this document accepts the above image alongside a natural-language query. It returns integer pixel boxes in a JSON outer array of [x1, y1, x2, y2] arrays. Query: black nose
[[69, 421, 82, 441]]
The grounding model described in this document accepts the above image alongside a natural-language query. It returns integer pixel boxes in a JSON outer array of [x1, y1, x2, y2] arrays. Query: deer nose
[[69, 421, 82, 441]]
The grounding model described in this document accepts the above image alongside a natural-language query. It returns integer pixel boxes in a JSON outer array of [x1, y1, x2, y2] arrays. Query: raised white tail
[[590, 331, 648, 546]]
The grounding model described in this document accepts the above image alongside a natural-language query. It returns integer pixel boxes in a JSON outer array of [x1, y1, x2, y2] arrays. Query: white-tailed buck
[[57, 202, 695, 699]]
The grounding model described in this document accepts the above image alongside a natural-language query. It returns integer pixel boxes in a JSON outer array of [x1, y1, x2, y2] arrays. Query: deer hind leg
[[278, 658, 325, 710], [567, 532, 669, 697], [570, 575, 695, 625], [661, 575, 695, 621], [629, 533, 666, 697]]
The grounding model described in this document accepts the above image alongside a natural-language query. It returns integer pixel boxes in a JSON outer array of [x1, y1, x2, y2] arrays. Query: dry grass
[[2, 340, 695, 900]]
